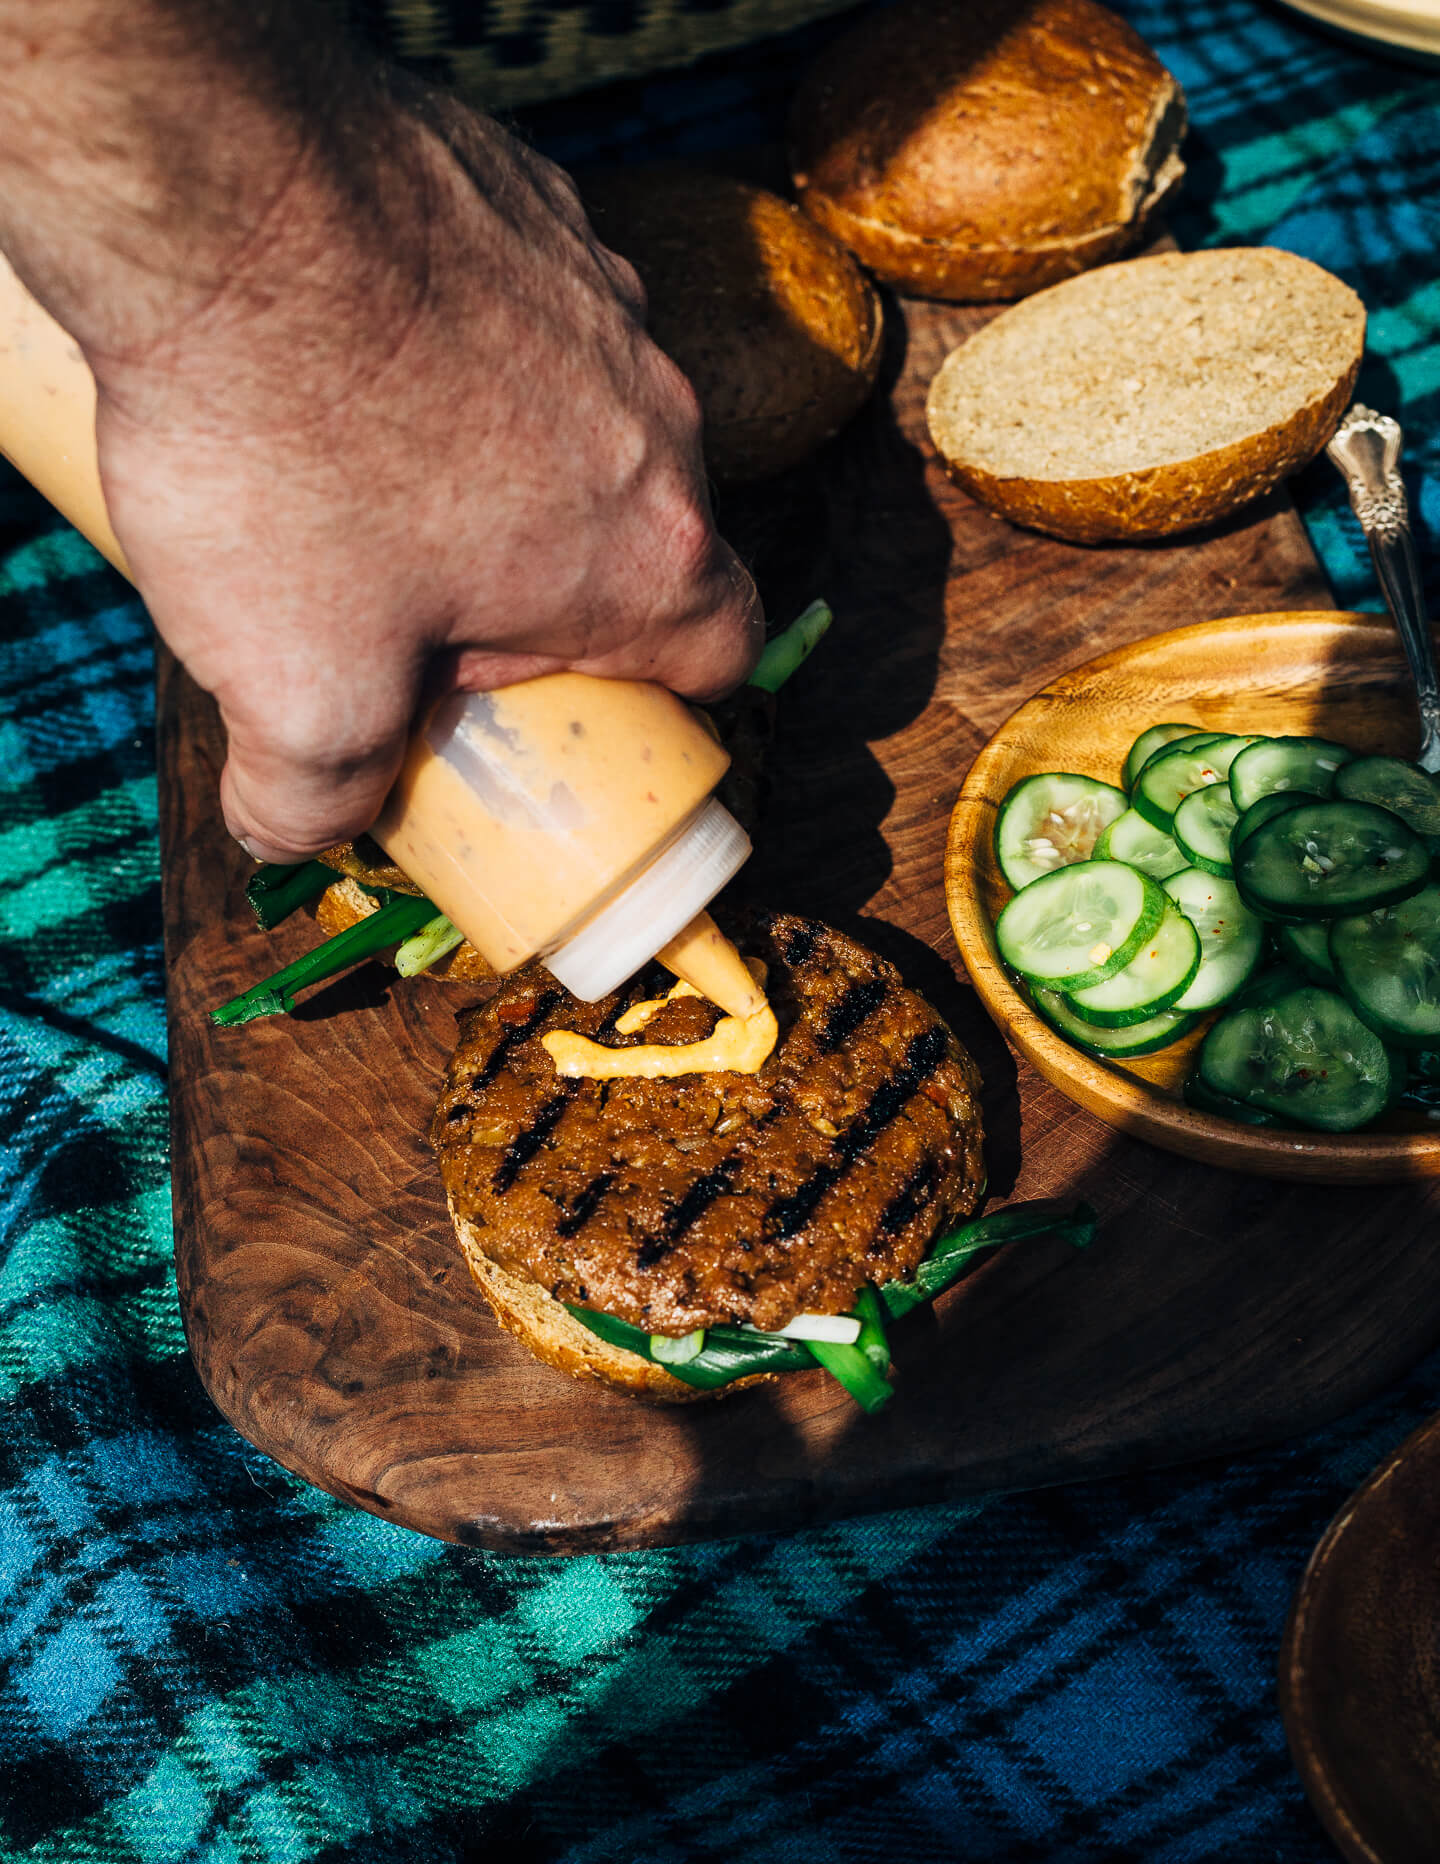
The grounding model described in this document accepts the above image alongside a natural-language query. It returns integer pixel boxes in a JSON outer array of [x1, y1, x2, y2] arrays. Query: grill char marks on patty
[[430, 913, 985, 1336]]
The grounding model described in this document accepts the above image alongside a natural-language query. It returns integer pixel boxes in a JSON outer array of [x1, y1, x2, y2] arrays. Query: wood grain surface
[[946, 610, 1440, 1180], [163, 286, 1440, 1553]]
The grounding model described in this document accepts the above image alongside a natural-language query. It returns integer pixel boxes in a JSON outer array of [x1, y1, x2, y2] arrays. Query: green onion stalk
[[748, 599, 832, 695], [211, 894, 436, 1026], [216, 596, 835, 1022], [567, 1200, 1096, 1412], [394, 912, 466, 978], [244, 860, 337, 929]]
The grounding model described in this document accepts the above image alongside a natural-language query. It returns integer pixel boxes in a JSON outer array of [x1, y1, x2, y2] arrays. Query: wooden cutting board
[[162, 288, 1440, 1553]]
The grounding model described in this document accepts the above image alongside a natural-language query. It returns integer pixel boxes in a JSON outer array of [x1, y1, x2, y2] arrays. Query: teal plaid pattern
[[3, 3, 1440, 1857]]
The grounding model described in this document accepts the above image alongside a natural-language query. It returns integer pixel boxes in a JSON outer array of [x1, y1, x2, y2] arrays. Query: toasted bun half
[[580, 165, 883, 481], [313, 876, 495, 983], [925, 247, 1365, 543], [789, 0, 1186, 303], [450, 1199, 771, 1404]]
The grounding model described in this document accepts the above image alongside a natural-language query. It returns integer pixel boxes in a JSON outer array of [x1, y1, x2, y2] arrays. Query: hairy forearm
[[0, 0, 403, 364]]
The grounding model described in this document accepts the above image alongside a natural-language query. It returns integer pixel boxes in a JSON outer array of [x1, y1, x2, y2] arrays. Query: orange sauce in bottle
[[373, 678, 726, 966]]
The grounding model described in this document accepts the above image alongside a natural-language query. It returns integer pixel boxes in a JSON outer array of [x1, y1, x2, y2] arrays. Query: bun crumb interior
[[926, 248, 1364, 542]]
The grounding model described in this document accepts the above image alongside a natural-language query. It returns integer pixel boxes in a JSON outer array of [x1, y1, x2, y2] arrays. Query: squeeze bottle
[[0, 255, 764, 1017]]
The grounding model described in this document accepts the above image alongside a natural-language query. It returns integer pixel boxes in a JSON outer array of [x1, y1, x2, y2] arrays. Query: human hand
[[78, 99, 759, 861]]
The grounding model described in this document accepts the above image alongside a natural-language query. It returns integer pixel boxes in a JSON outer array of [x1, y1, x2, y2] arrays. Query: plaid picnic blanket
[[2, 3, 1438, 1858]]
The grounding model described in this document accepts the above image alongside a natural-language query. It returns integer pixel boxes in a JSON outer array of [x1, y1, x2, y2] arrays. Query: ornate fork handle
[[1326, 403, 1440, 774]]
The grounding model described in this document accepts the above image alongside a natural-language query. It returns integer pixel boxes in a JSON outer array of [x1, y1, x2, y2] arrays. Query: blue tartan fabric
[[1, 2, 1438, 1858]]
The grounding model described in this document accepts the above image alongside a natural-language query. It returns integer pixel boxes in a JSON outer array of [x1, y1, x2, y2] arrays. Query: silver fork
[[1326, 403, 1440, 774]]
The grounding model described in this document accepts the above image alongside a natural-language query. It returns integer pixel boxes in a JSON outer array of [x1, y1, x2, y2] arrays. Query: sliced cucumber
[[1032, 987, 1195, 1058], [1231, 789, 1318, 850], [995, 861, 1165, 989], [1092, 808, 1188, 880], [1228, 736, 1353, 812], [1333, 755, 1440, 839], [1163, 868, 1265, 1012], [1198, 984, 1392, 1131], [1234, 800, 1429, 919], [1133, 735, 1258, 833], [1172, 783, 1240, 877], [994, 772, 1129, 891], [1329, 883, 1440, 1049], [1232, 964, 1310, 1010], [1064, 902, 1201, 1027], [1182, 1072, 1283, 1126], [1122, 722, 1202, 790], [1134, 730, 1228, 782], [1276, 920, 1337, 986]]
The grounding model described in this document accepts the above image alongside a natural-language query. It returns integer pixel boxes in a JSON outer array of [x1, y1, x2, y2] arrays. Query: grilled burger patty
[[430, 912, 985, 1336]]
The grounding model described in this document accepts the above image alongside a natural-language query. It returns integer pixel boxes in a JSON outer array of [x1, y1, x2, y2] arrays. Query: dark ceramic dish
[[1280, 1410, 1440, 1864]]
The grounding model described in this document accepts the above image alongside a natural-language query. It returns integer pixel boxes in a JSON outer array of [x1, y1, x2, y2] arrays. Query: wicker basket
[[353, 0, 857, 109]]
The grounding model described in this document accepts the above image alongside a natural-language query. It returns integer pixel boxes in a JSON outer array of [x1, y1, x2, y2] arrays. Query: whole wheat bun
[[925, 247, 1365, 543], [579, 165, 883, 481], [789, 0, 1186, 303], [449, 1200, 769, 1404], [313, 876, 495, 983]]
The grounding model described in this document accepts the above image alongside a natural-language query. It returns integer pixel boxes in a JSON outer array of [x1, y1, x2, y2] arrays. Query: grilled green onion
[[211, 893, 436, 1026], [880, 1200, 1096, 1321], [852, 1284, 892, 1373], [650, 1330, 705, 1365], [394, 912, 465, 978], [244, 860, 335, 930], [738, 1313, 861, 1344], [748, 600, 833, 695], [565, 1200, 1096, 1410], [802, 1338, 894, 1413]]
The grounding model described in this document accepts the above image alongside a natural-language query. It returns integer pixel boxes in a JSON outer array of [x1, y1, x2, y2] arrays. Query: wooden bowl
[[945, 610, 1440, 1183], [1280, 1409, 1440, 1863]]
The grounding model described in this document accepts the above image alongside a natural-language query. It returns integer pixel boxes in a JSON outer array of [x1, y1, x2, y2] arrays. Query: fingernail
[[233, 834, 258, 860]]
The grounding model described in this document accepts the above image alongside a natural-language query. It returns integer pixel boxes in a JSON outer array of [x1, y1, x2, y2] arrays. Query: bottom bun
[[450, 1200, 773, 1405], [314, 876, 495, 983]]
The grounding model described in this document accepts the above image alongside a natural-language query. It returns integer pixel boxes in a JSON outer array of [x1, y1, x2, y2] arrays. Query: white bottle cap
[[544, 798, 751, 1001]]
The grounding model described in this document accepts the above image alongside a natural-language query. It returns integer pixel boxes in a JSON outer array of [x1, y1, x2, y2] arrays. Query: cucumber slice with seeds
[[995, 860, 1165, 989], [1032, 987, 1196, 1057], [1172, 783, 1240, 876], [1333, 755, 1440, 838], [1122, 723, 1202, 790], [994, 772, 1128, 892], [1064, 902, 1201, 1027], [1198, 985, 1392, 1130], [1234, 800, 1428, 919], [1329, 883, 1440, 1049], [1133, 734, 1258, 833], [1092, 808, 1188, 880], [1163, 868, 1265, 1012], [1228, 736, 1352, 812]]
